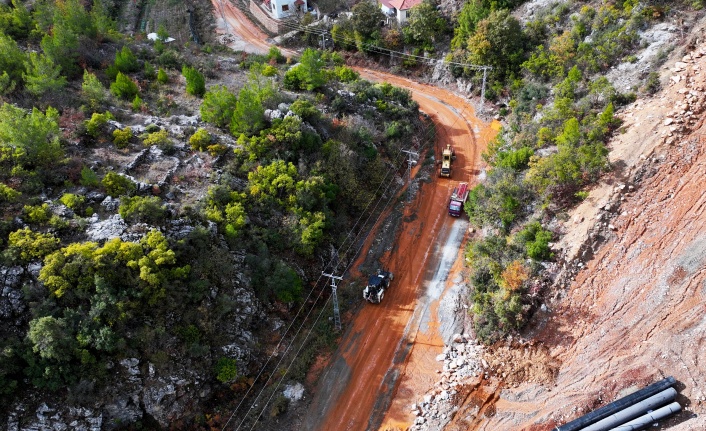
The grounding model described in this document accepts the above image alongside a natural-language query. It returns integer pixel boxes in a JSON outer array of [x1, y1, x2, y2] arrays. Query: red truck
[[448, 182, 469, 217]]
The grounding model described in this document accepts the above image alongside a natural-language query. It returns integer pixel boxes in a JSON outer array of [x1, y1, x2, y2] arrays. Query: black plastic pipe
[[579, 388, 677, 431], [555, 376, 676, 431]]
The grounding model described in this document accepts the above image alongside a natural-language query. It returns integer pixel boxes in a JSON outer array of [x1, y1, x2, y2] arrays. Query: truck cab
[[439, 145, 454, 177], [448, 182, 469, 217], [363, 270, 393, 304]]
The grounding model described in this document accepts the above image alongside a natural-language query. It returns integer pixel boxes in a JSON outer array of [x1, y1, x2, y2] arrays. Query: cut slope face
[[466, 38, 706, 431]]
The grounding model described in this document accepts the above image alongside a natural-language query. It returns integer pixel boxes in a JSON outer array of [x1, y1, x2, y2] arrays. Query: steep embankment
[[454, 24, 706, 431]]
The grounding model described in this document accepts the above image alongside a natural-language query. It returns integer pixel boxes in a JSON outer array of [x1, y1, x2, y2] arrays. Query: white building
[[380, 0, 423, 25], [266, 0, 307, 19]]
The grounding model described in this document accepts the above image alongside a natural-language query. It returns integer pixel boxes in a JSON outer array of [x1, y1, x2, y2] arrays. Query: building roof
[[380, 0, 395, 8], [389, 0, 423, 10]]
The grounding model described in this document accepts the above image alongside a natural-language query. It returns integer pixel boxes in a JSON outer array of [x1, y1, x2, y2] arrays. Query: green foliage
[[245, 242, 304, 303], [6, 227, 60, 263], [200, 85, 237, 128], [144, 61, 157, 80], [80, 166, 99, 187], [114, 46, 139, 74], [119, 196, 167, 224], [248, 160, 298, 204], [157, 67, 169, 84], [0, 104, 62, 181], [215, 357, 237, 383], [262, 64, 277, 77], [0, 31, 25, 94], [142, 129, 172, 151], [467, 9, 527, 82], [113, 127, 133, 148], [0, 0, 34, 39], [189, 128, 211, 151], [283, 49, 327, 91], [110, 72, 139, 100], [0, 182, 20, 202], [334, 66, 359, 83], [464, 169, 531, 232], [231, 86, 264, 136], [22, 52, 66, 96], [28, 316, 76, 361], [157, 23, 169, 42], [351, 1, 384, 43], [267, 46, 285, 63], [101, 172, 136, 197], [514, 221, 553, 260], [81, 71, 107, 110], [60, 193, 85, 211], [494, 147, 534, 170], [131, 94, 144, 112], [644, 71, 661, 94], [85, 111, 114, 137], [289, 99, 320, 121], [23, 204, 51, 224], [182, 65, 205, 97], [452, 0, 491, 49], [403, 0, 447, 48]]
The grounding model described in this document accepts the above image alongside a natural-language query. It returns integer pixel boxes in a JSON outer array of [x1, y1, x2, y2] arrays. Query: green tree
[[452, 0, 490, 49], [0, 32, 25, 94], [283, 49, 326, 91], [215, 357, 237, 383], [231, 86, 264, 136], [0, 103, 62, 175], [110, 72, 139, 100], [23, 52, 66, 96], [114, 46, 139, 73], [60, 193, 85, 211], [467, 9, 527, 82], [182, 65, 205, 97], [248, 160, 298, 205], [0, 0, 34, 39], [246, 63, 276, 103], [113, 127, 133, 148], [403, 0, 447, 48], [200, 85, 237, 128], [84, 111, 113, 137], [81, 70, 107, 110], [351, 1, 384, 43]]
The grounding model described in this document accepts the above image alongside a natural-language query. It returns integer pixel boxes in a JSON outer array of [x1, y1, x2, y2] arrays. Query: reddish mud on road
[[301, 70, 496, 431], [211, 0, 270, 54]]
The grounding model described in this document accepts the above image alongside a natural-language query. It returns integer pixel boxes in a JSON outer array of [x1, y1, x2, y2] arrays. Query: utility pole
[[322, 272, 343, 331], [401, 149, 419, 201]]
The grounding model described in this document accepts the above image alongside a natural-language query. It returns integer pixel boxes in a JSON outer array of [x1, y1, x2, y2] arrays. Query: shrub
[[515, 221, 553, 260], [110, 72, 139, 100], [102, 172, 136, 197], [200, 85, 237, 128], [267, 46, 285, 63], [157, 68, 168, 84], [59, 193, 84, 211], [113, 127, 133, 148], [334, 66, 359, 83], [0, 183, 20, 202], [80, 167, 100, 187], [189, 128, 211, 151], [262, 65, 277, 77], [215, 357, 237, 383], [131, 94, 144, 112], [81, 71, 106, 110], [142, 129, 173, 152], [85, 111, 113, 137], [643, 71, 660, 95], [23, 204, 51, 224], [207, 143, 227, 156], [182, 65, 205, 97], [119, 195, 167, 224], [7, 227, 60, 262], [144, 61, 157, 80], [114, 46, 139, 74]]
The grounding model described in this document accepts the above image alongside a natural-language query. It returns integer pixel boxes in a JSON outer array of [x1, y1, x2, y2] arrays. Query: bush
[[114, 46, 139, 74], [81, 71, 106, 110], [119, 195, 167, 224], [182, 65, 205, 97], [80, 167, 100, 187], [113, 127, 133, 148], [157, 68, 168, 84], [215, 357, 237, 383], [59, 193, 84, 211], [102, 172, 136, 197], [110, 72, 139, 100], [6, 227, 60, 262], [131, 94, 144, 112], [262, 65, 277, 77], [334, 66, 359, 83], [142, 129, 173, 152], [23, 204, 51, 224], [85, 111, 113, 137], [144, 62, 157, 80], [267, 46, 285, 63], [515, 221, 553, 260], [200, 85, 237, 128], [189, 128, 211, 151]]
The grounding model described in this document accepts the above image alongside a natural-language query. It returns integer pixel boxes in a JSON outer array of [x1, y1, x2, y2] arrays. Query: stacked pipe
[[555, 376, 681, 431]]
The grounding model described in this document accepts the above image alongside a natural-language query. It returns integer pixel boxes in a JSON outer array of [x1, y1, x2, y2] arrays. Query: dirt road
[[211, 0, 271, 54], [300, 70, 496, 431]]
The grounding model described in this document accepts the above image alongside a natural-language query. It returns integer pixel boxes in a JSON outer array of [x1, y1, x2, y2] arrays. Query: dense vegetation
[[0, 0, 426, 421]]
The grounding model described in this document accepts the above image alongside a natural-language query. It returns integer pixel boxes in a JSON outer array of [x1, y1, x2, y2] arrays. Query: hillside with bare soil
[[446, 17, 706, 431]]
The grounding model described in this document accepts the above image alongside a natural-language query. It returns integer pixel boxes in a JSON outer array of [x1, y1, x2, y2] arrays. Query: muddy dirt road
[[211, 0, 270, 54], [300, 71, 496, 431]]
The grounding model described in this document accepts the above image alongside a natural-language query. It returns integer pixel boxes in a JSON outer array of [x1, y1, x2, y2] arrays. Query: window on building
[[282, 4, 289, 11]]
